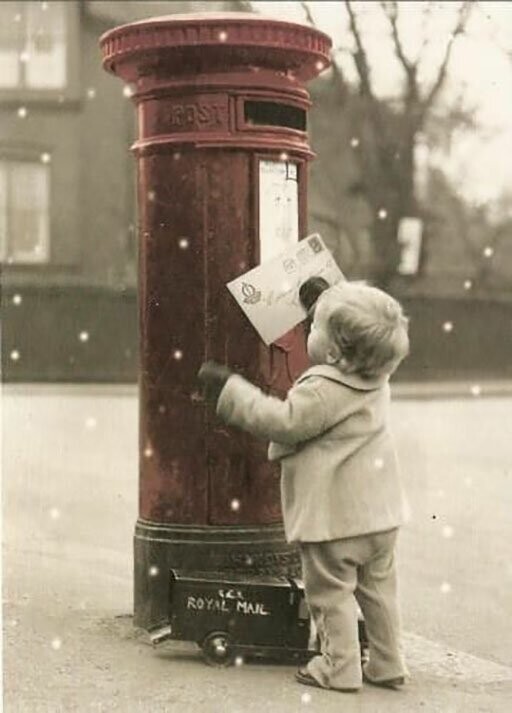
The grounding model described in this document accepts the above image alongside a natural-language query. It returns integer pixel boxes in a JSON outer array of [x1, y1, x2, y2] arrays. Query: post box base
[[133, 518, 301, 630]]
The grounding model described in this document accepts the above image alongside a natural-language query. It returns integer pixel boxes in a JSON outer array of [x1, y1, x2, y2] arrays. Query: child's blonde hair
[[317, 282, 410, 379]]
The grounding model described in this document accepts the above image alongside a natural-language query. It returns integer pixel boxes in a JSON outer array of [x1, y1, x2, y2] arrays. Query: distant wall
[[2, 288, 512, 383]]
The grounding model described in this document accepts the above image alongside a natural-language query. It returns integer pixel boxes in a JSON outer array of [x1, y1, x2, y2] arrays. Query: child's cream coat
[[217, 364, 408, 543]]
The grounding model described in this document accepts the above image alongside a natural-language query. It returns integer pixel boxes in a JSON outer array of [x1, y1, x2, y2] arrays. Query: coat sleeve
[[216, 375, 327, 445]]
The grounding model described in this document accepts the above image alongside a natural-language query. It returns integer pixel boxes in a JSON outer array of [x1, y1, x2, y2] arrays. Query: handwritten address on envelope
[[227, 234, 344, 345]]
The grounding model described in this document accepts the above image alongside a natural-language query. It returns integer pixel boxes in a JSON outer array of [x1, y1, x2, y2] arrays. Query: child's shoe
[[295, 668, 359, 693], [362, 671, 406, 689]]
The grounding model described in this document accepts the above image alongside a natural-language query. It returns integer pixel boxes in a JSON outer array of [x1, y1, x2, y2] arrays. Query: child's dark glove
[[299, 276, 330, 313], [197, 361, 233, 405]]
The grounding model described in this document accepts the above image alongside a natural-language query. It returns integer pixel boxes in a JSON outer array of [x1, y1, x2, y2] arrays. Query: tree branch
[[421, 0, 473, 113], [344, 0, 376, 101], [299, 2, 347, 95]]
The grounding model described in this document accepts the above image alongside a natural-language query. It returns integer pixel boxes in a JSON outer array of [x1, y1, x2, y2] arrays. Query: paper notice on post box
[[227, 234, 344, 345]]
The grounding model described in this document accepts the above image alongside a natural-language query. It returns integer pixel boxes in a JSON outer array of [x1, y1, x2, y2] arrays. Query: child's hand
[[299, 276, 330, 313], [197, 361, 233, 405]]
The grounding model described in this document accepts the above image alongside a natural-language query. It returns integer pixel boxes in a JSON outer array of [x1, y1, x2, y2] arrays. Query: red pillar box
[[100, 12, 331, 629]]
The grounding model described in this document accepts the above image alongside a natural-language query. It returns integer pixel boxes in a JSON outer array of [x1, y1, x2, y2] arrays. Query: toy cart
[[150, 570, 368, 667]]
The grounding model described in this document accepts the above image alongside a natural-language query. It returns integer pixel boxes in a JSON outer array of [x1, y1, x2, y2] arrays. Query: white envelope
[[227, 234, 344, 345]]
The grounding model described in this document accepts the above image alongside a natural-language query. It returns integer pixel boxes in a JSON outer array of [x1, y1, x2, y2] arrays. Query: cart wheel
[[201, 631, 235, 667]]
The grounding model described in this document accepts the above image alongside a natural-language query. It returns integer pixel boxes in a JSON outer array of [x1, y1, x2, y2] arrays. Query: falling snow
[[79, 331, 89, 342], [51, 638, 62, 650], [234, 656, 244, 667], [173, 350, 183, 360], [86, 88, 96, 99], [378, 208, 387, 220], [123, 86, 134, 98], [374, 457, 384, 470], [218, 31, 228, 42], [279, 152, 289, 162], [315, 60, 325, 71], [10, 350, 20, 362], [149, 566, 159, 577], [49, 508, 60, 520], [483, 246, 494, 258], [440, 582, 452, 594], [463, 279, 473, 290], [40, 152, 51, 164], [12, 294, 22, 305], [470, 384, 482, 397], [301, 691, 312, 704], [442, 526, 454, 538], [442, 321, 454, 333], [144, 447, 154, 458], [85, 417, 97, 430], [178, 238, 189, 249], [230, 499, 240, 512], [17, 107, 27, 118], [350, 137, 360, 148]]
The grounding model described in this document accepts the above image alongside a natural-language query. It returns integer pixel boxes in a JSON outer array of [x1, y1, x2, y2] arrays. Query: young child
[[198, 279, 410, 692]]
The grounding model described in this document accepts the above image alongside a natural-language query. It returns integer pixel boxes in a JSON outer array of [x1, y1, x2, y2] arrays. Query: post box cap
[[100, 11, 332, 83]]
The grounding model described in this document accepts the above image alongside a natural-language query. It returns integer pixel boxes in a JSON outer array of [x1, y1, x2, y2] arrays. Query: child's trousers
[[299, 527, 408, 690]]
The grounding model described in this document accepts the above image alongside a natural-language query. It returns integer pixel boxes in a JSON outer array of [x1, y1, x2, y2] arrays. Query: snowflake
[[440, 582, 452, 594], [41, 1, 49, 9], [86, 88, 96, 99], [20, 51, 30, 63], [245, 555, 254, 566], [463, 279, 472, 290], [464, 476, 473, 487], [315, 60, 326, 71], [279, 152, 289, 162], [230, 499, 241, 512], [301, 691, 312, 704], [51, 638, 62, 650], [442, 525, 454, 538], [10, 350, 20, 361], [350, 137, 360, 148], [173, 349, 183, 361], [49, 507, 60, 520], [14, 13, 21, 22], [234, 655, 244, 667], [12, 294, 22, 305], [470, 384, 481, 397], [483, 246, 494, 258], [79, 331, 89, 342], [149, 565, 159, 577], [218, 31, 228, 42], [374, 457, 384, 470], [40, 152, 51, 164], [178, 238, 189, 249], [158, 405, 166, 414], [144, 446, 154, 458], [85, 417, 97, 430], [148, 190, 156, 202], [442, 321, 453, 333], [17, 106, 27, 118], [123, 85, 134, 98], [378, 208, 387, 220], [173, 152, 181, 161]]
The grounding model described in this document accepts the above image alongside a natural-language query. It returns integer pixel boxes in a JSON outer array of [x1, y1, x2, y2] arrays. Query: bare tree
[[301, 0, 473, 284]]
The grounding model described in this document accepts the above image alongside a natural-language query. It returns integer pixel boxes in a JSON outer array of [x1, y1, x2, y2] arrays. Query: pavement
[[2, 383, 512, 712]]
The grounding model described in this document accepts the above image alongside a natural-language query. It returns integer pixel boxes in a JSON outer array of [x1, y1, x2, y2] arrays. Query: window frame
[[0, 1, 80, 104], [0, 144, 52, 266]]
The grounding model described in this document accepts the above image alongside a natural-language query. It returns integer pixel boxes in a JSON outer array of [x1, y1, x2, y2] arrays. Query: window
[[0, 1, 67, 90], [0, 157, 50, 264]]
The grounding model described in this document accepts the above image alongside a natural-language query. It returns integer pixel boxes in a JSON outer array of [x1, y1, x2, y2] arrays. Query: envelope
[[226, 234, 344, 345]]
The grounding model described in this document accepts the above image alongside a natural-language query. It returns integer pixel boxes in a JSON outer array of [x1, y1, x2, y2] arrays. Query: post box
[[100, 12, 331, 629]]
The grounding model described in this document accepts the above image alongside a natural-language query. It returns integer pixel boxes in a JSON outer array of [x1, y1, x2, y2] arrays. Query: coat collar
[[296, 364, 388, 391]]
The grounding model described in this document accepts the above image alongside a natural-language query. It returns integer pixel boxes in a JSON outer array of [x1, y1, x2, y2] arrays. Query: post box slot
[[244, 101, 306, 131]]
